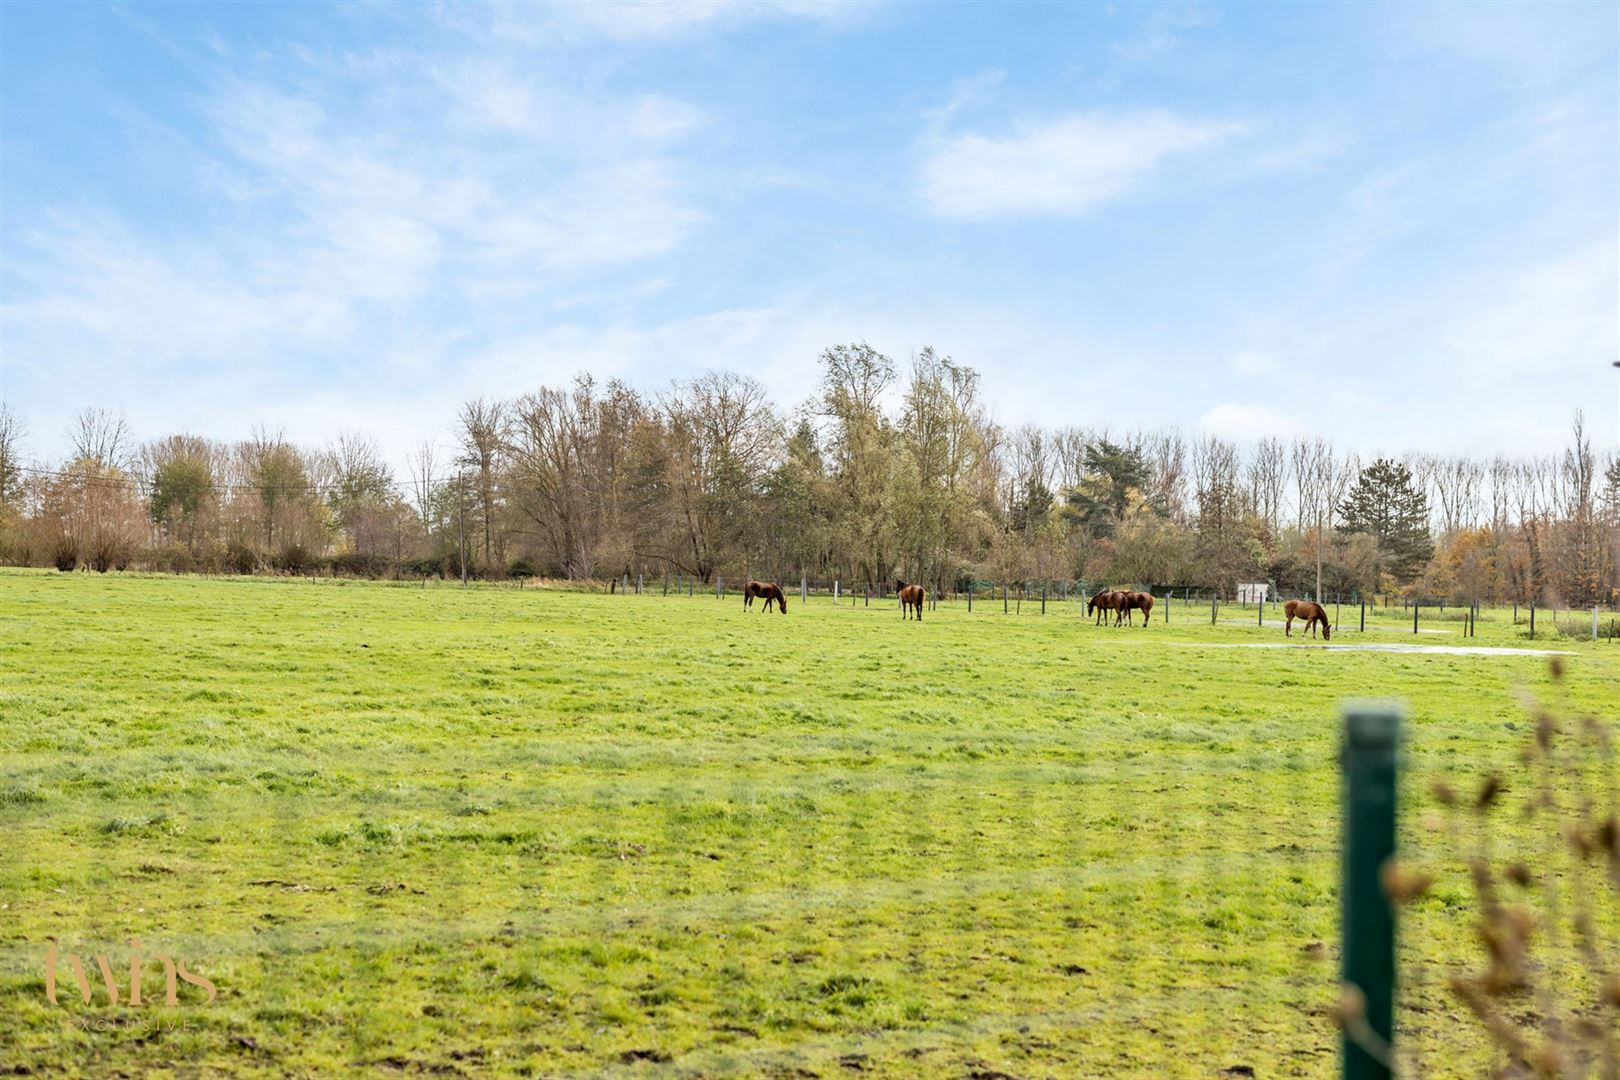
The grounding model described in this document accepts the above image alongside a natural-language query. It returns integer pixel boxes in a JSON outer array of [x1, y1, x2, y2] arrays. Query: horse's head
[[778, 594, 788, 614], [1320, 619, 1331, 641]]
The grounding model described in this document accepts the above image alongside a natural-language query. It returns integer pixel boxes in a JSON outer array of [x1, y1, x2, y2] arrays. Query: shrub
[[508, 557, 536, 579], [146, 542, 197, 574], [225, 541, 257, 575], [403, 555, 447, 579], [273, 543, 314, 574], [330, 552, 392, 578]]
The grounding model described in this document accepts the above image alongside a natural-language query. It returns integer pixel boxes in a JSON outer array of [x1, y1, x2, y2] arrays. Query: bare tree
[[1142, 429, 1188, 522], [1246, 437, 1286, 534], [70, 407, 132, 470], [0, 403, 26, 510], [408, 440, 438, 538], [1430, 455, 1483, 535], [457, 397, 509, 569], [508, 378, 602, 579]]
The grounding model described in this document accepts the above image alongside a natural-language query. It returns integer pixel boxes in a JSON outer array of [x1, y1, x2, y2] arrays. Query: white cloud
[[917, 110, 1246, 220], [1441, 242, 1617, 375], [1197, 402, 1304, 439], [629, 95, 709, 140], [1248, 130, 1347, 174], [2, 212, 352, 367]]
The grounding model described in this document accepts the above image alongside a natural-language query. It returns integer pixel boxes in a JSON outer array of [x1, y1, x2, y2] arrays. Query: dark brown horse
[[1284, 599, 1330, 640], [1120, 591, 1155, 627], [743, 580, 787, 614], [895, 579, 925, 621], [1087, 589, 1126, 625]]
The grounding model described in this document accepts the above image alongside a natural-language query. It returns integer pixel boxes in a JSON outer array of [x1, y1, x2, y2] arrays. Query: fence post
[[1360, 601, 1366, 633], [1530, 603, 1535, 640], [717, 577, 723, 600], [1003, 585, 1008, 614], [637, 573, 643, 595], [1412, 603, 1418, 636], [1341, 703, 1401, 1080], [968, 585, 972, 613], [1211, 594, 1217, 626], [1163, 592, 1169, 624], [1041, 583, 1047, 615], [834, 579, 839, 603], [1258, 596, 1264, 627], [801, 574, 808, 604], [1594, 606, 1600, 642]]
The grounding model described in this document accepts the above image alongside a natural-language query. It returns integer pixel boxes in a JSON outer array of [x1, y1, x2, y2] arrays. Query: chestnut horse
[[1087, 589, 1126, 626], [895, 579, 925, 621], [1284, 599, 1330, 640], [743, 580, 787, 614], [1120, 590, 1155, 627]]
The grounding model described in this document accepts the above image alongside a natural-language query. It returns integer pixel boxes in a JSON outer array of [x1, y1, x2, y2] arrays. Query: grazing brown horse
[[895, 579, 925, 621], [1284, 599, 1331, 640], [1087, 589, 1126, 625], [743, 580, 787, 614], [1120, 590, 1155, 627]]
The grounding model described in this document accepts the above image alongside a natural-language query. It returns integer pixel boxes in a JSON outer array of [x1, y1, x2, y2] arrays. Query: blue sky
[[2, 0, 1615, 467]]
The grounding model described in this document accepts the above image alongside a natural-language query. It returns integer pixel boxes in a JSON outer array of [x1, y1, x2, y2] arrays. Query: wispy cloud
[[1110, 5, 1219, 63], [917, 110, 1246, 220], [455, 0, 874, 45]]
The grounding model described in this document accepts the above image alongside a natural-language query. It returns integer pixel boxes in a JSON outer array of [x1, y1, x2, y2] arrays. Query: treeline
[[1, 344, 1617, 606]]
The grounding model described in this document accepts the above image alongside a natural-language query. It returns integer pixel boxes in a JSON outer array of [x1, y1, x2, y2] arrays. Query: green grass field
[[1, 569, 1615, 1077]]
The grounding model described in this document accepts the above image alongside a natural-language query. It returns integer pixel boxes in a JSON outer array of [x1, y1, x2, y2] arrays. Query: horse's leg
[[1286, 616, 1292, 637]]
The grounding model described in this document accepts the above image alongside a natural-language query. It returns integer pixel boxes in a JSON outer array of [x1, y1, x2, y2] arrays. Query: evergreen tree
[[1061, 439, 1158, 537], [1336, 458, 1434, 584]]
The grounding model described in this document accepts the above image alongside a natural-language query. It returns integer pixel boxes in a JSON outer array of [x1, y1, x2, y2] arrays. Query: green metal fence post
[[1342, 703, 1402, 1080]]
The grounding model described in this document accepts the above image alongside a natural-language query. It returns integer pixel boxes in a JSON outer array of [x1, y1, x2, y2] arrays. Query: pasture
[[0, 569, 1615, 1077]]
